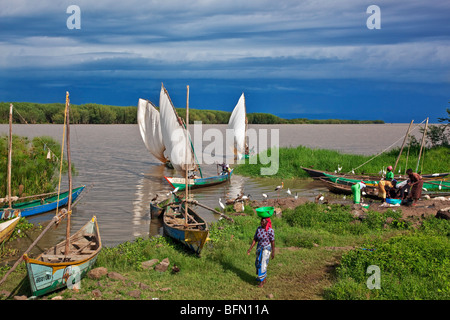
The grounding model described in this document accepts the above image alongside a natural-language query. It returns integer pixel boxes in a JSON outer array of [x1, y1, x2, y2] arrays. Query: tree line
[[0, 102, 384, 125]]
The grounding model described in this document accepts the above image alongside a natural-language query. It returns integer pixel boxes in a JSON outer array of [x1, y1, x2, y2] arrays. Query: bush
[[326, 234, 450, 299]]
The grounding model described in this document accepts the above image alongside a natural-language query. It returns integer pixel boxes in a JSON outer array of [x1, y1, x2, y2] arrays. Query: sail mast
[[416, 117, 428, 173], [393, 120, 413, 173], [184, 85, 189, 227], [7, 104, 13, 209], [64, 92, 73, 256]]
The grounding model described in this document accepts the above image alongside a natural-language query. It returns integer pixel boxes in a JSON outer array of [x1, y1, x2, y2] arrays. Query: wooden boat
[[301, 166, 384, 180], [23, 92, 101, 297], [23, 216, 101, 297], [159, 84, 233, 190], [164, 169, 233, 191], [320, 178, 379, 199], [162, 196, 209, 254], [1, 103, 86, 220], [322, 172, 450, 192], [0, 186, 86, 220], [150, 201, 164, 219], [162, 86, 209, 255], [150, 196, 180, 219], [0, 217, 20, 244]]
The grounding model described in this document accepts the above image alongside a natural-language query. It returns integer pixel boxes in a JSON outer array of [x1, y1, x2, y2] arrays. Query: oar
[[186, 200, 234, 222]]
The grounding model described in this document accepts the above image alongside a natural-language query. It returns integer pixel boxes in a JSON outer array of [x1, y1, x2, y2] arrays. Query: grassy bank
[[1, 201, 448, 300], [234, 145, 450, 179], [0, 135, 69, 198]]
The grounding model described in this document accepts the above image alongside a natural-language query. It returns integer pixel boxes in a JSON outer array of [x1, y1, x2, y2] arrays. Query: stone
[[274, 207, 282, 218], [88, 267, 108, 280], [436, 208, 450, 220], [139, 282, 153, 291], [155, 258, 170, 272], [108, 272, 126, 281], [92, 289, 102, 298], [51, 295, 63, 300], [13, 295, 27, 300], [128, 289, 141, 299], [234, 201, 245, 212], [142, 259, 159, 270]]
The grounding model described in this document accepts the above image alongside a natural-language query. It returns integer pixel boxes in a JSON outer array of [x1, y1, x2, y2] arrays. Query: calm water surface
[[0, 123, 425, 251]]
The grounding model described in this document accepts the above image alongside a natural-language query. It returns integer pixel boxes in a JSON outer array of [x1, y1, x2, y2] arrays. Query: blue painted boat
[[0, 185, 86, 220], [162, 195, 209, 255]]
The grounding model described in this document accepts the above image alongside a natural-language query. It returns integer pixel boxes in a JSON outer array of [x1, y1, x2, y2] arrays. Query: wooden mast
[[7, 104, 13, 209], [416, 117, 428, 173], [184, 85, 189, 227], [393, 120, 413, 173], [64, 91, 73, 256]]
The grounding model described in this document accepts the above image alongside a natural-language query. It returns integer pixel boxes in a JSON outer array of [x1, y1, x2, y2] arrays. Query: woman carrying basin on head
[[247, 217, 275, 288]]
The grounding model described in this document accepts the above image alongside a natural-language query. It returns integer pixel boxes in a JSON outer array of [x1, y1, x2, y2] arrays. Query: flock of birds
[[218, 181, 304, 212]]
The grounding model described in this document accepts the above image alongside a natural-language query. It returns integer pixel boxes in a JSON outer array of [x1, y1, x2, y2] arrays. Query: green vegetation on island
[[0, 102, 384, 125]]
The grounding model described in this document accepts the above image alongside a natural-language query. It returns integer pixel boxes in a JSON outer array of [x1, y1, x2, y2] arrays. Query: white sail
[[227, 93, 247, 160], [137, 98, 167, 163], [159, 84, 197, 173]]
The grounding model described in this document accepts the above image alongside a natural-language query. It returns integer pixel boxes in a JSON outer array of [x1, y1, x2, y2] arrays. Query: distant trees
[[426, 107, 450, 147], [0, 102, 384, 125], [0, 102, 137, 124]]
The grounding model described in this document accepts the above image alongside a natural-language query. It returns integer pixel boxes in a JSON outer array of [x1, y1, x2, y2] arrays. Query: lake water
[[0, 123, 426, 250]]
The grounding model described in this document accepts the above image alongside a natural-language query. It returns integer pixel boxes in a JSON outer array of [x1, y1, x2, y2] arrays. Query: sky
[[0, 0, 449, 123]]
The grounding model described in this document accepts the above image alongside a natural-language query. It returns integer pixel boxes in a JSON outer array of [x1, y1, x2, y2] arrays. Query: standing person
[[351, 181, 366, 204], [386, 166, 394, 181], [247, 217, 275, 288], [378, 179, 394, 204], [406, 168, 423, 206]]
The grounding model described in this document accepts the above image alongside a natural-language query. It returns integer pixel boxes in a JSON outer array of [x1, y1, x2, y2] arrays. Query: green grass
[[2, 201, 449, 300], [234, 145, 450, 179]]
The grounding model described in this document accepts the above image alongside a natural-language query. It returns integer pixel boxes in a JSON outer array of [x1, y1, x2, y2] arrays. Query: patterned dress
[[254, 226, 275, 282]]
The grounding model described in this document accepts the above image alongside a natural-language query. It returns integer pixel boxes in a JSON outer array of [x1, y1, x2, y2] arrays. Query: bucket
[[256, 206, 274, 218], [386, 198, 401, 205]]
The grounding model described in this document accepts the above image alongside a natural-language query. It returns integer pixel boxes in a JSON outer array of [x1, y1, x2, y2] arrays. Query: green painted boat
[[164, 169, 233, 191], [23, 216, 101, 297]]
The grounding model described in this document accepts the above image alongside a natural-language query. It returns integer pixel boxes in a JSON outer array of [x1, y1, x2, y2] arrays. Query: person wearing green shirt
[[386, 165, 394, 180]]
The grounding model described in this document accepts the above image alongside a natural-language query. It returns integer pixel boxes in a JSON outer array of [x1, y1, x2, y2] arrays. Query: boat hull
[[24, 216, 101, 297], [0, 217, 20, 244], [164, 170, 233, 191], [162, 200, 209, 254], [0, 186, 86, 220], [150, 202, 164, 219]]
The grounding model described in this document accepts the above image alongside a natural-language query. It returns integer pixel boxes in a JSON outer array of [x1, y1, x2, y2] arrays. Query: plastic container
[[386, 198, 401, 205], [256, 206, 274, 218]]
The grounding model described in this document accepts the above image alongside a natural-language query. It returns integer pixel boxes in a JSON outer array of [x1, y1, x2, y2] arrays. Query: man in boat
[[218, 162, 231, 175], [405, 168, 423, 206]]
